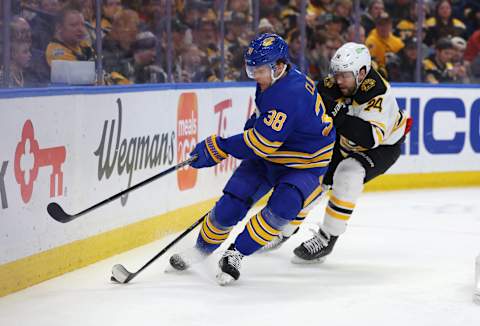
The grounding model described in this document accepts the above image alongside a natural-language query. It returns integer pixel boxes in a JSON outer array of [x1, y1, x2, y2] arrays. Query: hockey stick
[[47, 156, 197, 223], [110, 212, 207, 284]]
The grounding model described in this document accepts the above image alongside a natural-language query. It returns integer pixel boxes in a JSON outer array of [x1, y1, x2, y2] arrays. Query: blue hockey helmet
[[244, 33, 289, 67]]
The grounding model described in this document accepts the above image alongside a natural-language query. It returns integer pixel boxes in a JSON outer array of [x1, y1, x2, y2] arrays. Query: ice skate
[[258, 234, 289, 253], [216, 244, 243, 286], [259, 226, 299, 253], [291, 227, 338, 264]]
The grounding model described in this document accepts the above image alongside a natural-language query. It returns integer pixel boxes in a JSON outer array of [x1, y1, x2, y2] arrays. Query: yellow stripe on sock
[[246, 221, 268, 246], [326, 206, 351, 221], [330, 195, 355, 210]]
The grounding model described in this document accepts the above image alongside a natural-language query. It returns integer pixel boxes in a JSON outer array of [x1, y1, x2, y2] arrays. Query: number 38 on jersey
[[263, 109, 287, 131]]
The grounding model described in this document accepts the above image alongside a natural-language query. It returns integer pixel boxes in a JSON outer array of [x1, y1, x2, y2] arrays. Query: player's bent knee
[[332, 158, 365, 197], [267, 183, 304, 222], [212, 193, 250, 228]]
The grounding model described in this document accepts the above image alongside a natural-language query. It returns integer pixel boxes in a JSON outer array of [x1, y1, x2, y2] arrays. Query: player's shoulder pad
[[353, 68, 388, 104]]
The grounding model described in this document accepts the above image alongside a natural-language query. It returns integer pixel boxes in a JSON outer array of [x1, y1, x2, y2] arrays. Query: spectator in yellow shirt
[[365, 12, 404, 69], [45, 7, 94, 67]]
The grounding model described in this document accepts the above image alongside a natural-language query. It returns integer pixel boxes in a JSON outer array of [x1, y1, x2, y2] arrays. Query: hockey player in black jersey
[[291, 42, 413, 263], [263, 42, 412, 262]]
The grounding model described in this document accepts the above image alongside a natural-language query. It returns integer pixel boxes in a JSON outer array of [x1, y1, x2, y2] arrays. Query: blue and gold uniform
[[174, 34, 335, 267], [199, 66, 336, 255]]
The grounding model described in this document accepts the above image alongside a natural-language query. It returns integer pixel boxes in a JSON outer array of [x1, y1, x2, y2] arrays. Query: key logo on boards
[[177, 92, 198, 190], [14, 120, 66, 203]]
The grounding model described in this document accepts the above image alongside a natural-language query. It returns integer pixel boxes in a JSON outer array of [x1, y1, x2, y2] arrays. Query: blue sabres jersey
[[219, 67, 336, 174]]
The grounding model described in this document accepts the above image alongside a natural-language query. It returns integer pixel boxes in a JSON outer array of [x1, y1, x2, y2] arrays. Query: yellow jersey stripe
[[243, 132, 268, 157], [330, 195, 355, 209], [246, 129, 279, 155], [290, 220, 303, 226], [326, 206, 351, 221], [285, 160, 332, 169], [392, 114, 407, 133], [370, 120, 386, 132], [252, 128, 283, 147], [268, 142, 335, 159], [315, 93, 326, 116], [374, 126, 384, 144], [265, 150, 333, 164]]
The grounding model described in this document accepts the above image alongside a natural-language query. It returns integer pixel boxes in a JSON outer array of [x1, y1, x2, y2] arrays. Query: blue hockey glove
[[190, 135, 228, 169]]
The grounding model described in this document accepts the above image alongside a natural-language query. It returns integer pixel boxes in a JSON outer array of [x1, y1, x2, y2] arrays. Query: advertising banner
[[0, 84, 479, 266]]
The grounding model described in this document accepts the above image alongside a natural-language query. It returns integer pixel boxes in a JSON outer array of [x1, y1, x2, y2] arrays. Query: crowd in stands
[[1, 0, 480, 87]]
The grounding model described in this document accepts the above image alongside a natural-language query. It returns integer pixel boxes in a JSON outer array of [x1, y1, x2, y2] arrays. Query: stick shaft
[[127, 212, 207, 282], [48, 156, 196, 222]]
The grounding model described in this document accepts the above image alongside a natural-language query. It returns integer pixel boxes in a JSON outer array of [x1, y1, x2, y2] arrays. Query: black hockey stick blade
[[47, 202, 76, 223], [47, 156, 197, 223]]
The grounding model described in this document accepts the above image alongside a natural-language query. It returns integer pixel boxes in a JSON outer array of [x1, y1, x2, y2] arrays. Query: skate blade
[[216, 272, 235, 286], [290, 255, 327, 265]]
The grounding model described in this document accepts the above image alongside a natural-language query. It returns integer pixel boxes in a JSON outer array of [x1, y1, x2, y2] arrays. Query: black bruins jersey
[[318, 68, 407, 157]]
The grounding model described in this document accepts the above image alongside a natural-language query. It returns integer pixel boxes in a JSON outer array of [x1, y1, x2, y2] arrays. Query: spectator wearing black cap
[[365, 12, 404, 69], [131, 31, 167, 83], [386, 36, 419, 82], [422, 38, 457, 83]]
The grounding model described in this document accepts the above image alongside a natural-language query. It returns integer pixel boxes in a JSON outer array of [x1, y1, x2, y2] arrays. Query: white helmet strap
[[270, 63, 287, 85]]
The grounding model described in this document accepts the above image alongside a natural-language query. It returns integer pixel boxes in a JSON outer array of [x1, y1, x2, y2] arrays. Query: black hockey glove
[[327, 102, 348, 128]]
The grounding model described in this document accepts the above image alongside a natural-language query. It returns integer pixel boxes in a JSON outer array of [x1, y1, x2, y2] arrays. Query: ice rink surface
[[1, 188, 480, 326]]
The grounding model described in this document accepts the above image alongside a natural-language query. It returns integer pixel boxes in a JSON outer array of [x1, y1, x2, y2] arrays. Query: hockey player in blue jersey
[[169, 33, 336, 285]]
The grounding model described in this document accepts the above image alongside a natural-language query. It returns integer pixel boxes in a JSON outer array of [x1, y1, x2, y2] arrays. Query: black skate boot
[[292, 227, 338, 264], [216, 244, 244, 285]]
